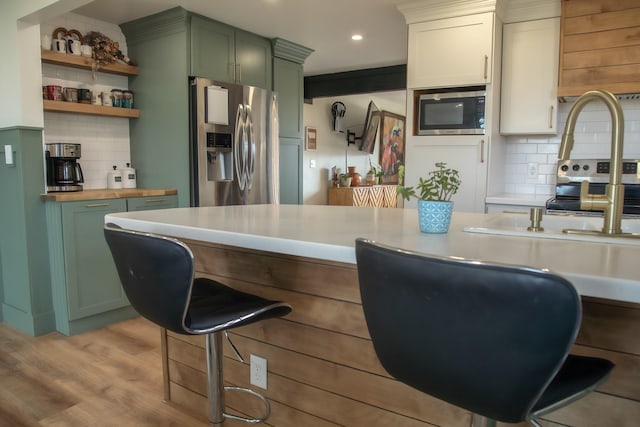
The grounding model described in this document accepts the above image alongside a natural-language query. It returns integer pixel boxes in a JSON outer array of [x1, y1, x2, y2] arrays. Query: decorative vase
[[365, 172, 377, 186], [417, 200, 454, 233], [347, 166, 361, 187]]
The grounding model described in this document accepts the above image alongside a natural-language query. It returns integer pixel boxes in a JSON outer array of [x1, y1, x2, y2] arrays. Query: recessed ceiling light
[[352, 34, 363, 41]]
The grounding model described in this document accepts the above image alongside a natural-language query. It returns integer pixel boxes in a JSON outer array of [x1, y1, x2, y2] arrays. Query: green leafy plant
[[367, 158, 385, 184], [397, 162, 461, 202]]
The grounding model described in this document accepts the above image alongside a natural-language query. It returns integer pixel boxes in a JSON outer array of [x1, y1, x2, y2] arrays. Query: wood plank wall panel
[[161, 241, 640, 426], [558, 0, 640, 96]]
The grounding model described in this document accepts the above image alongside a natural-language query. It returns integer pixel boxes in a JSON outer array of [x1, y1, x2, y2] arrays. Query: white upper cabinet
[[500, 18, 560, 135], [407, 12, 494, 89]]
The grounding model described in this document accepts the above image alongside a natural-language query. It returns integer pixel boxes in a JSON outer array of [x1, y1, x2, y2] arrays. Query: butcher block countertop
[[40, 188, 177, 202]]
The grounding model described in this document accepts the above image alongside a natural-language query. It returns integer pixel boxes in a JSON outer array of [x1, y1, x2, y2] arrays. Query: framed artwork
[[378, 111, 405, 184], [305, 126, 317, 150]]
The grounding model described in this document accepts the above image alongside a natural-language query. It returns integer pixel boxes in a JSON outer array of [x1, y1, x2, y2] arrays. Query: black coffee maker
[[45, 143, 84, 192]]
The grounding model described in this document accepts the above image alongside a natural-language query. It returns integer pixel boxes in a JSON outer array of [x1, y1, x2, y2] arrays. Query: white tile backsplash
[[41, 13, 131, 190], [504, 99, 640, 197]]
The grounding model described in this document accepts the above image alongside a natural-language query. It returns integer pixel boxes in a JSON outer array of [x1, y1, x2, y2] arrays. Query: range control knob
[[561, 164, 569, 172], [572, 164, 580, 171], [583, 164, 590, 171]]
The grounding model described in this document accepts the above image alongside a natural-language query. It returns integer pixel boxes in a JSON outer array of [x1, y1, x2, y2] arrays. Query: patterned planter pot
[[417, 200, 454, 233]]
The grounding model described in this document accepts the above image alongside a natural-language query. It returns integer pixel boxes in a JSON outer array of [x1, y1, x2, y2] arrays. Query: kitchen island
[[105, 205, 640, 427]]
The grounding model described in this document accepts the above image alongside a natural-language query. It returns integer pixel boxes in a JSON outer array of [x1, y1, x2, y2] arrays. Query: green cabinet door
[[190, 14, 235, 82], [274, 57, 303, 138], [235, 29, 272, 89], [127, 195, 178, 211], [189, 14, 271, 88], [61, 199, 128, 320], [279, 137, 303, 204]]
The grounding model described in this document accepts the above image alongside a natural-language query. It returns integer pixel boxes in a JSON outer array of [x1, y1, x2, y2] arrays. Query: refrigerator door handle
[[246, 105, 256, 190], [234, 104, 247, 190]]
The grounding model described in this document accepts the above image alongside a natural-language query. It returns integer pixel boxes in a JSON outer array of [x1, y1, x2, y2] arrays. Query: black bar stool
[[355, 238, 613, 427], [104, 223, 292, 426]]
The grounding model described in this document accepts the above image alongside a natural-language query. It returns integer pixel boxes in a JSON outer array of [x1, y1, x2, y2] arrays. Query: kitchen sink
[[464, 212, 640, 246]]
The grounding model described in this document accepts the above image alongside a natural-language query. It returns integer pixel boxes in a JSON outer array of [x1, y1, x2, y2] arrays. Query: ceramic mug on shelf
[[53, 38, 67, 53], [102, 91, 113, 107], [68, 39, 82, 56], [63, 87, 78, 102], [80, 45, 92, 57], [41, 34, 51, 50], [46, 85, 63, 101], [77, 88, 91, 104], [91, 90, 102, 106]]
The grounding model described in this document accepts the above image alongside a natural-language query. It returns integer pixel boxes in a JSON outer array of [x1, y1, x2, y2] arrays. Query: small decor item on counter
[[77, 88, 91, 104], [347, 166, 361, 187], [122, 163, 137, 188], [111, 89, 123, 107], [63, 87, 78, 102], [339, 174, 352, 188], [397, 162, 461, 233], [107, 165, 123, 189], [331, 166, 341, 187], [122, 90, 134, 108]]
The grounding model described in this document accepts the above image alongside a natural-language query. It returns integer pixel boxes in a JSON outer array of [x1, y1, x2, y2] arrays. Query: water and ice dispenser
[[206, 132, 232, 181]]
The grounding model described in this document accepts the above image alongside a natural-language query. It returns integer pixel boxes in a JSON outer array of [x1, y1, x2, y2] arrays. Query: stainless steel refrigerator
[[189, 76, 279, 207]]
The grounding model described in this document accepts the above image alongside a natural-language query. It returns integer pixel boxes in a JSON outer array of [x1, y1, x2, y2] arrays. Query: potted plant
[[397, 162, 461, 233]]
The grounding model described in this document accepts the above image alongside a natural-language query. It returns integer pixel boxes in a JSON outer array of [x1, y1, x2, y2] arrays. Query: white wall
[[302, 91, 406, 204], [41, 12, 131, 189]]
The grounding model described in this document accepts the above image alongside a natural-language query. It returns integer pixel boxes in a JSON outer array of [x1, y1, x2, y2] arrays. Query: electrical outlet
[[309, 159, 317, 168], [527, 163, 538, 179], [250, 354, 267, 389]]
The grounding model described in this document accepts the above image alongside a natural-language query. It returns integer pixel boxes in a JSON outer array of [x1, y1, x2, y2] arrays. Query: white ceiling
[[73, 0, 409, 76]]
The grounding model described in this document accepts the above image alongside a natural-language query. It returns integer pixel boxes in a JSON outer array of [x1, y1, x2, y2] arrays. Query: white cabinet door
[[407, 12, 494, 89], [500, 18, 560, 134], [404, 137, 487, 213]]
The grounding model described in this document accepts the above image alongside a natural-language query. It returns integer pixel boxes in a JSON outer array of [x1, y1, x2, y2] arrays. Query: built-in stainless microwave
[[415, 87, 486, 135]]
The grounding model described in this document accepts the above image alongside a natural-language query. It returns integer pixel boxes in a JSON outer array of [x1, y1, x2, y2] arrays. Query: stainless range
[[546, 159, 640, 216]]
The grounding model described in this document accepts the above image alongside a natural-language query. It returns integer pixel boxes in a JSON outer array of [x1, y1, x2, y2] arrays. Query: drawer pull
[[86, 203, 109, 208], [144, 198, 166, 203]]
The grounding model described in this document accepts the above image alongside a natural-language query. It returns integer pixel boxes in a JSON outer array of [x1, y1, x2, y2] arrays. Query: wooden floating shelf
[[41, 49, 139, 76], [43, 100, 140, 118]]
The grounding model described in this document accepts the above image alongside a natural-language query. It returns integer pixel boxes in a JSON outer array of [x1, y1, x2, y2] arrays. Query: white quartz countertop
[[105, 204, 640, 304]]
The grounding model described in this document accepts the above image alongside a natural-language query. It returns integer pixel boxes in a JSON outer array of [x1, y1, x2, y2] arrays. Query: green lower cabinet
[[61, 200, 129, 321], [46, 195, 178, 335]]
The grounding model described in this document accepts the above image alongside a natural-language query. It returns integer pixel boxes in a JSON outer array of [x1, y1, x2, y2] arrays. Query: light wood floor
[[0, 317, 210, 426]]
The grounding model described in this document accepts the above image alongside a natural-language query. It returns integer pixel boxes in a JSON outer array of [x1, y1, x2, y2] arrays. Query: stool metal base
[[206, 332, 271, 426], [470, 414, 542, 427]]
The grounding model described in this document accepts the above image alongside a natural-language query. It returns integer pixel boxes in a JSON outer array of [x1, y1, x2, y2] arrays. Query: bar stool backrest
[[104, 223, 194, 334], [355, 238, 581, 423]]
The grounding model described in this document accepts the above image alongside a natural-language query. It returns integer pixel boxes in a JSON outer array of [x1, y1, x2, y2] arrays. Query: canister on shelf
[[107, 165, 123, 189], [111, 89, 123, 108], [122, 163, 137, 188], [122, 90, 134, 109]]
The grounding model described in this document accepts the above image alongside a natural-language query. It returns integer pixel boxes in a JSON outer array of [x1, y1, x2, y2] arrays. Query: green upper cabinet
[[190, 14, 272, 88], [190, 15, 235, 83], [274, 57, 303, 138]]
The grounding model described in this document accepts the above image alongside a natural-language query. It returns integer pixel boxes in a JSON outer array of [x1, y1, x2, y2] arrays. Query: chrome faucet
[[558, 90, 625, 235]]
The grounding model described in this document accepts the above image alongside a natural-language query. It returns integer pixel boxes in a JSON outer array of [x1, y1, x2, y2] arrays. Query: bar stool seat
[[355, 238, 614, 427], [104, 223, 291, 426]]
